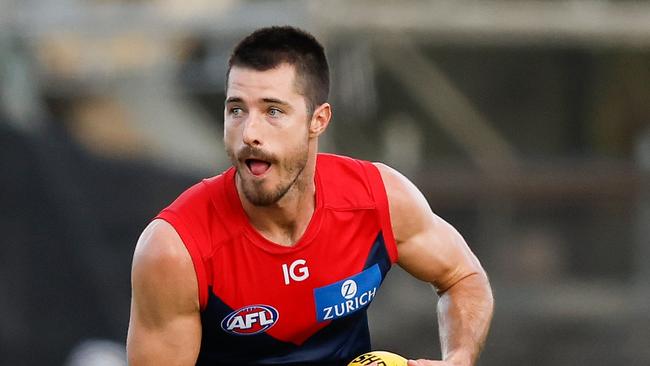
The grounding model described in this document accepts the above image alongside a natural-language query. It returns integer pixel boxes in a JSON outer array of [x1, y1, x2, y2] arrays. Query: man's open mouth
[[245, 159, 271, 176]]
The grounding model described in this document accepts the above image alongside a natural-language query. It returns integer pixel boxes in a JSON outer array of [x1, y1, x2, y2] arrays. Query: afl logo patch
[[220, 304, 279, 335]]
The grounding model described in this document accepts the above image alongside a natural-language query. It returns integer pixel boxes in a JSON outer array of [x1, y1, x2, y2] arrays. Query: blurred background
[[1, 0, 649, 365]]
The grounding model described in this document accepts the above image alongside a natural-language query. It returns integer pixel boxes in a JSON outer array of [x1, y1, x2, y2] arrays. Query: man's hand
[[407, 360, 451, 365], [368, 360, 449, 366]]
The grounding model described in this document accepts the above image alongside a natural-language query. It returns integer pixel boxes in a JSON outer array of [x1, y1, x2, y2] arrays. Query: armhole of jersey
[[362, 161, 399, 264], [154, 211, 209, 311]]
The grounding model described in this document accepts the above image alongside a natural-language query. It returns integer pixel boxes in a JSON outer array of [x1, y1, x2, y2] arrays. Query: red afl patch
[[220, 304, 279, 335]]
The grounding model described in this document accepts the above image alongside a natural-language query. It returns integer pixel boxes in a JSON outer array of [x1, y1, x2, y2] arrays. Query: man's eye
[[230, 107, 243, 116], [268, 108, 282, 117]]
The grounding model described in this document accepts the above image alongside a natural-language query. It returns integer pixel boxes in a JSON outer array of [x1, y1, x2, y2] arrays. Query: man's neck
[[238, 159, 317, 247]]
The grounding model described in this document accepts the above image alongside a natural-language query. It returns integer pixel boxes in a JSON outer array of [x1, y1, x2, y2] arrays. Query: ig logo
[[282, 259, 310, 285]]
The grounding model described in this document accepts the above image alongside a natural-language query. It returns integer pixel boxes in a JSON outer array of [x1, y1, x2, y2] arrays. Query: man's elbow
[[437, 270, 493, 305]]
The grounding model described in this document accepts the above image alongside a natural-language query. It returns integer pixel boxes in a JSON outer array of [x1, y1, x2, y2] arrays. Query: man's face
[[224, 63, 312, 206]]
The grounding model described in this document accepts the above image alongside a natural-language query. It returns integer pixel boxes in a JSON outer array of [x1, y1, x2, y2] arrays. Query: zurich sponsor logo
[[314, 264, 382, 322], [220, 304, 279, 335], [341, 279, 358, 299]]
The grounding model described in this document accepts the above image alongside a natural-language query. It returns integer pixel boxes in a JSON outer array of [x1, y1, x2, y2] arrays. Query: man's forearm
[[436, 273, 494, 366]]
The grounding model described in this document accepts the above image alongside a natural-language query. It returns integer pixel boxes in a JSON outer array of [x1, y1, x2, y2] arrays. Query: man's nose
[[242, 113, 263, 147]]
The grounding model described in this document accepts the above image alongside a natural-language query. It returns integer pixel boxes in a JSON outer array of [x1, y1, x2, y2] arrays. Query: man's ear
[[309, 103, 332, 138]]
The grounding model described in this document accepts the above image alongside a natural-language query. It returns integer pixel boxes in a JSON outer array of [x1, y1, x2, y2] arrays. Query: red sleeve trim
[[155, 210, 208, 311], [362, 161, 399, 264]]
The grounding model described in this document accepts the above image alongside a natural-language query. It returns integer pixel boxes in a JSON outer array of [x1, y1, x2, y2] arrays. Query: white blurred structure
[[64, 339, 126, 366]]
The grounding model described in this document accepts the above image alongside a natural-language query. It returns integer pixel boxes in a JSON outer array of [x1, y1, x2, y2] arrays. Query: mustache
[[236, 145, 278, 163]]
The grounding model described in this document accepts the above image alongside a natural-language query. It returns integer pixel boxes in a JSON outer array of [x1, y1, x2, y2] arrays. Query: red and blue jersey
[[156, 153, 398, 365]]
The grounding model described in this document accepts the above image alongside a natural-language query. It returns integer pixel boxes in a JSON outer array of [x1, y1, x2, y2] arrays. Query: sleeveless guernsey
[[155, 153, 398, 366]]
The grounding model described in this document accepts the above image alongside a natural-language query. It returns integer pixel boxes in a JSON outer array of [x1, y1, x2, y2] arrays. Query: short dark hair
[[227, 26, 330, 114]]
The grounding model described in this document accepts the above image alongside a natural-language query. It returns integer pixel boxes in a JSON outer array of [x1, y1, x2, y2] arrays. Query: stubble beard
[[227, 144, 309, 207]]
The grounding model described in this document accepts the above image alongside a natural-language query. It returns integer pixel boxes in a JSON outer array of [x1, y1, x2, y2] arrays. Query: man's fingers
[[407, 360, 427, 366], [407, 359, 448, 366]]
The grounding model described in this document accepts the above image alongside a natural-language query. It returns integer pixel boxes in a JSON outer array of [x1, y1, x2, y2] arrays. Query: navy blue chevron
[[198, 288, 370, 366]]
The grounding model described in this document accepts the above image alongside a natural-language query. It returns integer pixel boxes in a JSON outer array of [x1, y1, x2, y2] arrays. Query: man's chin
[[244, 192, 280, 207], [241, 182, 284, 207]]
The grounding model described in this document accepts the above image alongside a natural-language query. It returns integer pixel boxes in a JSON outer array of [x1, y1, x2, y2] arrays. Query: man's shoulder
[[164, 168, 233, 211], [316, 153, 373, 173], [136, 219, 188, 262], [131, 219, 200, 315], [317, 152, 363, 163], [316, 153, 381, 208]]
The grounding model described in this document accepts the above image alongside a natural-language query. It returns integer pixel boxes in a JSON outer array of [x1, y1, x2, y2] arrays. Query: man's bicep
[[128, 303, 201, 365], [397, 220, 483, 293], [127, 220, 202, 365], [376, 163, 484, 292]]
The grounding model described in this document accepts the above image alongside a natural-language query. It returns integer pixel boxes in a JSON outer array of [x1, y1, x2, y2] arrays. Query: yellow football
[[347, 350, 408, 366]]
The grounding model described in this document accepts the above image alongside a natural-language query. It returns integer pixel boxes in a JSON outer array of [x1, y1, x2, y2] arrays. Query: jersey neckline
[[223, 160, 325, 254]]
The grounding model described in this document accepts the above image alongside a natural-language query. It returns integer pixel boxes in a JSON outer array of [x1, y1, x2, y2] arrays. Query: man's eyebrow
[[262, 98, 290, 106], [225, 97, 243, 104], [225, 97, 291, 107]]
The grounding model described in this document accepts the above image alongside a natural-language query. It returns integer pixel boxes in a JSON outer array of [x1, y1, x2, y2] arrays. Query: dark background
[[1, 1, 649, 365]]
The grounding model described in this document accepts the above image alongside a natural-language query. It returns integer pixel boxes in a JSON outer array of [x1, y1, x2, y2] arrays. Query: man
[[127, 26, 493, 366]]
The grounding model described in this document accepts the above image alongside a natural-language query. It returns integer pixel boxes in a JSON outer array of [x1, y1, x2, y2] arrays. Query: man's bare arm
[[376, 163, 494, 366], [127, 219, 202, 365]]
